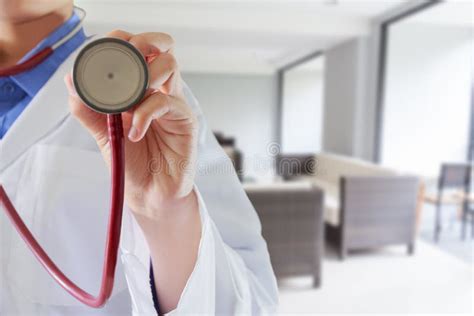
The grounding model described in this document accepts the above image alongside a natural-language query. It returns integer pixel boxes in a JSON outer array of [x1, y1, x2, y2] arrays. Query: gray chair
[[426, 163, 472, 242], [276, 153, 420, 260], [246, 185, 324, 287], [275, 154, 316, 180], [337, 176, 419, 259]]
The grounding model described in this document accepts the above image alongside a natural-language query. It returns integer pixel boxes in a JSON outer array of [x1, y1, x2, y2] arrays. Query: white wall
[[381, 23, 472, 177], [322, 38, 370, 158], [182, 73, 277, 179], [281, 65, 325, 154]]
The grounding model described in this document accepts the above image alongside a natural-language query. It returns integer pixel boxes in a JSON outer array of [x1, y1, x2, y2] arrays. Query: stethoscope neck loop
[[0, 48, 53, 77], [0, 112, 126, 308], [0, 6, 85, 77]]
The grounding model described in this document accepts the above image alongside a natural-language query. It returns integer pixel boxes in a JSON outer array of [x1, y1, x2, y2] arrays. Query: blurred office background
[[77, 0, 473, 314]]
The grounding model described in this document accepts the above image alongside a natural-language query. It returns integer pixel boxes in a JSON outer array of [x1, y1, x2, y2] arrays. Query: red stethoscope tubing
[[0, 47, 54, 76], [0, 6, 85, 77], [0, 114, 125, 308]]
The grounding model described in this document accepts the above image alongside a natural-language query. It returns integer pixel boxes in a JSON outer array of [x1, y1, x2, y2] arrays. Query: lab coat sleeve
[[119, 82, 279, 315]]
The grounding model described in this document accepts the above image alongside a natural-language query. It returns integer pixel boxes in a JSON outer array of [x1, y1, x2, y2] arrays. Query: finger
[[64, 74, 109, 147], [106, 30, 157, 56], [106, 30, 174, 56], [106, 29, 133, 41], [148, 52, 178, 94], [128, 92, 170, 142], [128, 92, 191, 142], [129, 32, 174, 55], [106, 31, 180, 95]]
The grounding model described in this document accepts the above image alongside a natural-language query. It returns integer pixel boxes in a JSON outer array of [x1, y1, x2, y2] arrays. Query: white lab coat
[[0, 39, 278, 315]]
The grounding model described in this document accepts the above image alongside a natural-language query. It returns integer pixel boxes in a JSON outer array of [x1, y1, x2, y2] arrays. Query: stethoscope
[[0, 7, 149, 308]]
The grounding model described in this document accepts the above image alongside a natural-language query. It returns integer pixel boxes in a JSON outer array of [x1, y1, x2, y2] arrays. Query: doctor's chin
[[1, 0, 473, 315]]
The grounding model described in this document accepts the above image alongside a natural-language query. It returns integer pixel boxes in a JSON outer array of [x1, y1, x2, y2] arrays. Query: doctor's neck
[[0, 2, 73, 69]]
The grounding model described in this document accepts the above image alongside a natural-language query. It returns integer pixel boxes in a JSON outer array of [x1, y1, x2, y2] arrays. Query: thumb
[[64, 74, 109, 149]]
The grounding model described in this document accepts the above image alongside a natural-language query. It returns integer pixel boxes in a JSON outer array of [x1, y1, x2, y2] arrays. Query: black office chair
[[425, 163, 472, 242]]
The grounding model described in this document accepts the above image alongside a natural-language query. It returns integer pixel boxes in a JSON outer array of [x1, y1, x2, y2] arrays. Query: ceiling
[[75, 0, 409, 74]]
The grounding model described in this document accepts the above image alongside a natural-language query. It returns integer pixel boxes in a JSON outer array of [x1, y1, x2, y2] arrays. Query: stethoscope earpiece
[[73, 37, 149, 114]]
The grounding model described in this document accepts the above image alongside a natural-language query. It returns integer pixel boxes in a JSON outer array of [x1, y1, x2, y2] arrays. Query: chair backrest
[[439, 163, 472, 190], [313, 153, 397, 184], [276, 154, 316, 180]]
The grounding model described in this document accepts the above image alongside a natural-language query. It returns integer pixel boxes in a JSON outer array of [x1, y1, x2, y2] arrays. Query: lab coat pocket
[[7, 144, 127, 306]]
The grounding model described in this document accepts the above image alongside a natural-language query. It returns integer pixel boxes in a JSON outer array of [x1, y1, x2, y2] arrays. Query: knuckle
[[129, 38, 148, 52], [152, 91, 169, 105], [133, 113, 149, 128], [169, 54, 178, 69], [134, 106, 152, 124], [162, 53, 178, 71], [137, 93, 168, 119], [139, 105, 155, 118], [160, 33, 175, 47], [108, 29, 129, 37]]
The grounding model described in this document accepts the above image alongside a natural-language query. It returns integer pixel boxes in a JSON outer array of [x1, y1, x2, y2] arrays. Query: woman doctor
[[0, 1, 278, 315]]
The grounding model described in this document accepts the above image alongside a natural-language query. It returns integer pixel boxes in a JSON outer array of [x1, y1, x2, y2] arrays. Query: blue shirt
[[0, 12, 86, 139]]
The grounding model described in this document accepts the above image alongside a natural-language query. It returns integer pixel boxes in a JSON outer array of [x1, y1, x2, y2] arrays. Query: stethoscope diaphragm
[[73, 37, 148, 114]]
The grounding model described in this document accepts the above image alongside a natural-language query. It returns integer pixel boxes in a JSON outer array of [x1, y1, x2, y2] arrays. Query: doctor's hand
[[65, 30, 199, 220], [65, 31, 201, 313]]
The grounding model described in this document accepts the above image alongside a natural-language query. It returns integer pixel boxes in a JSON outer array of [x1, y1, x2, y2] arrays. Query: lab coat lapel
[[0, 45, 83, 173]]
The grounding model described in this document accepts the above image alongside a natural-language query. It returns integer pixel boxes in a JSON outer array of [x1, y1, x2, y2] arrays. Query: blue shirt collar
[[10, 11, 86, 97]]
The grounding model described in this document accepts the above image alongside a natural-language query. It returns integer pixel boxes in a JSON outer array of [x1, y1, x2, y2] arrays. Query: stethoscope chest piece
[[73, 37, 148, 114]]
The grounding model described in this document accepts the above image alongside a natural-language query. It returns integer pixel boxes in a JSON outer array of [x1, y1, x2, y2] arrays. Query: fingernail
[[128, 126, 139, 141]]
